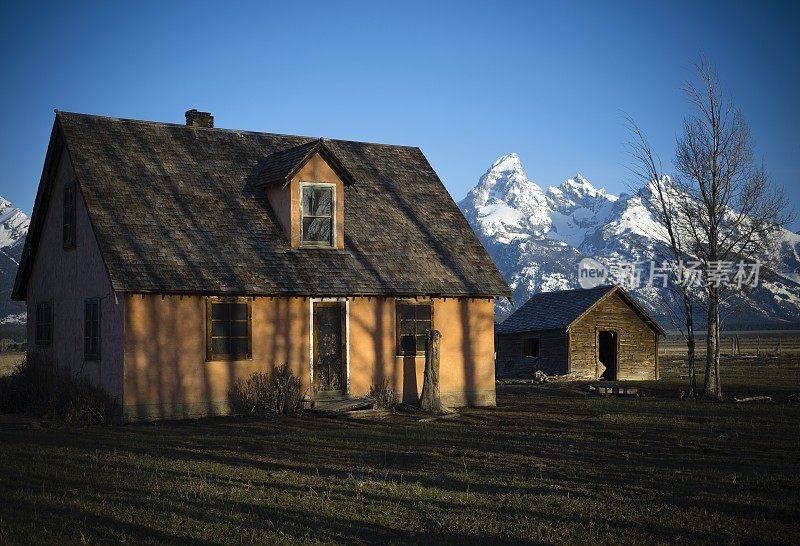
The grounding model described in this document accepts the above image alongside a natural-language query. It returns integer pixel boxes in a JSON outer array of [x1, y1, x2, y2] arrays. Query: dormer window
[[301, 183, 335, 247], [257, 139, 355, 250]]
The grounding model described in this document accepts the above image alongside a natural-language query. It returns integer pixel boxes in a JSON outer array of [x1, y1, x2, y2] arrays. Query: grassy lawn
[[0, 358, 798, 545]]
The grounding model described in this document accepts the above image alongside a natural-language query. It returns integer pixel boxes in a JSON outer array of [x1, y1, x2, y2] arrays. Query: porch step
[[308, 396, 376, 412], [589, 384, 639, 396]]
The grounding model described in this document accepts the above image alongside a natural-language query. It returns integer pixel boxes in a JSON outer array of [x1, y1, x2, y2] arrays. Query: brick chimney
[[185, 109, 214, 128]]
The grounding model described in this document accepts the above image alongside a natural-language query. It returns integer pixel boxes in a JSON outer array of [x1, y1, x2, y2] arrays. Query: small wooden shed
[[495, 285, 665, 380]]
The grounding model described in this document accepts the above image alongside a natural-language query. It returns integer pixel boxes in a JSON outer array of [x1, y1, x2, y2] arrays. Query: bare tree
[[673, 59, 791, 399], [626, 118, 700, 397]]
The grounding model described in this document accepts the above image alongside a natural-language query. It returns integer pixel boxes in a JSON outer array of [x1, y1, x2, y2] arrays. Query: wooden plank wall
[[495, 329, 569, 378], [569, 293, 658, 380]]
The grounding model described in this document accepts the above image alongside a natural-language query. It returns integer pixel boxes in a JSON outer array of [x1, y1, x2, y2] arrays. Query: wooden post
[[420, 329, 444, 414]]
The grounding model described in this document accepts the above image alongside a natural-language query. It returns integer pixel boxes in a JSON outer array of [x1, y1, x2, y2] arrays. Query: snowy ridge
[[459, 154, 800, 325], [0, 196, 28, 333], [0, 197, 29, 251]]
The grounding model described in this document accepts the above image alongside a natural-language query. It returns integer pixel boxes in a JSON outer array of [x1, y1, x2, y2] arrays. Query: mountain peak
[[0, 195, 29, 250], [560, 174, 602, 197], [487, 153, 524, 175]]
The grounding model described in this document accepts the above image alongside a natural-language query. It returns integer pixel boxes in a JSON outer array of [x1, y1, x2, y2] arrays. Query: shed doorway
[[598, 330, 617, 380]]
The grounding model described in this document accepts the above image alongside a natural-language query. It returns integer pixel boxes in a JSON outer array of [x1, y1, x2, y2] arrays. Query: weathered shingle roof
[[496, 285, 665, 335], [14, 112, 510, 299]]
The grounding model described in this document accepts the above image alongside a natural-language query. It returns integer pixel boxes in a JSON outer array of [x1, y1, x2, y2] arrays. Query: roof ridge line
[[55, 111, 421, 150]]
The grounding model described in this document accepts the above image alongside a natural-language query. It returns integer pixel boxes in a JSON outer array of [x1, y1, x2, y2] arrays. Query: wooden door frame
[[309, 298, 350, 396]]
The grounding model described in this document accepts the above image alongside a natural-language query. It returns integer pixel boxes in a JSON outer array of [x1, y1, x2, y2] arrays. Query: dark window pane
[[400, 320, 415, 335], [230, 320, 248, 337], [415, 305, 431, 320], [231, 338, 249, 356], [415, 320, 430, 335], [524, 338, 540, 357], [230, 303, 248, 321], [212, 338, 230, 355], [415, 335, 427, 353], [211, 303, 229, 320], [212, 321, 230, 337], [400, 334, 416, 354], [398, 304, 415, 320], [302, 187, 333, 215], [302, 217, 332, 243]]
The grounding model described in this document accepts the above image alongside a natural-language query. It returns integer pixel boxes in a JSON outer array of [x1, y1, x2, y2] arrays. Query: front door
[[313, 302, 345, 396]]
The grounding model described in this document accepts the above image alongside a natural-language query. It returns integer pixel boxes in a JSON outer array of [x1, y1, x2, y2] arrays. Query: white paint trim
[[309, 297, 350, 396]]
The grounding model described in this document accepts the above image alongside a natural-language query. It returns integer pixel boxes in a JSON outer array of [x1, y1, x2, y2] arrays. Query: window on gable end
[[63, 183, 76, 248]]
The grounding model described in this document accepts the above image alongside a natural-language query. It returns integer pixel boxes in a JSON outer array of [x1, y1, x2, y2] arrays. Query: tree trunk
[[703, 291, 718, 398], [420, 330, 444, 413], [687, 334, 697, 397], [685, 298, 697, 398]]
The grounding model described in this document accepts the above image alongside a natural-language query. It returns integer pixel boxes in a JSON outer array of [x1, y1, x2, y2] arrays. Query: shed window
[[84, 298, 100, 360], [63, 184, 76, 248], [301, 184, 334, 246], [397, 302, 432, 355], [207, 299, 252, 360], [35, 301, 53, 346], [523, 337, 540, 358]]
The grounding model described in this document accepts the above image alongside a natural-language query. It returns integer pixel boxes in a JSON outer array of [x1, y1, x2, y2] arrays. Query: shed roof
[[13, 112, 510, 299], [496, 285, 666, 336]]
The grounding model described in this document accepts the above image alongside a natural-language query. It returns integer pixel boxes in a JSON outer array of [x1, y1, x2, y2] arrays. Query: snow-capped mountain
[[459, 154, 800, 327], [0, 197, 28, 337]]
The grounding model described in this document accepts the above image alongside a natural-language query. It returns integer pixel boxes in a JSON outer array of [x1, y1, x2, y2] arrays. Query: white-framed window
[[300, 182, 335, 247]]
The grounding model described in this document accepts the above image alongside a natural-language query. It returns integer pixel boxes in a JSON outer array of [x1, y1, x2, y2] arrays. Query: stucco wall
[[26, 151, 125, 401], [265, 153, 345, 249], [348, 297, 496, 406], [568, 292, 659, 380], [123, 295, 495, 418]]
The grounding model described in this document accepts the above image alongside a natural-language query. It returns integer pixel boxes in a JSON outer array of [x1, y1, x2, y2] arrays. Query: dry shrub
[[369, 378, 398, 409], [0, 352, 120, 424], [228, 364, 304, 416]]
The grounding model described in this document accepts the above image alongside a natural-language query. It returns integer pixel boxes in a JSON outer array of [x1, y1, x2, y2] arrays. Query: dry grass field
[[0, 356, 798, 544], [0, 352, 24, 377]]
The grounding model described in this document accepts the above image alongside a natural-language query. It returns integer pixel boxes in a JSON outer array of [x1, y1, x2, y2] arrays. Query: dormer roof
[[256, 138, 357, 189]]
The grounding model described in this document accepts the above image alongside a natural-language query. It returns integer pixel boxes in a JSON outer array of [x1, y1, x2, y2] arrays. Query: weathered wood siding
[[495, 329, 568, 378], [568, 292, 658, 380]]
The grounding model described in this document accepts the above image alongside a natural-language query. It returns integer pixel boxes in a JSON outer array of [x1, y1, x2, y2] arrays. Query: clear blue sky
[[1, 1, 798, 229]]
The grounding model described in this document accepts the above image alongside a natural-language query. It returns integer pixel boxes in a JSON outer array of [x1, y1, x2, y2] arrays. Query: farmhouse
[[495, 285, 665, 380], [13, 110, 510, 419]]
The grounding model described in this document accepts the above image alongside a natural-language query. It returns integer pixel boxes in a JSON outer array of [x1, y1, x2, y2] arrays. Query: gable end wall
[[25, 149, 124, 401], [568, 292, 658, 380]]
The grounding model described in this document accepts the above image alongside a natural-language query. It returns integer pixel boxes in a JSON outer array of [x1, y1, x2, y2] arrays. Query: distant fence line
[[659, 332, 800, 357]]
